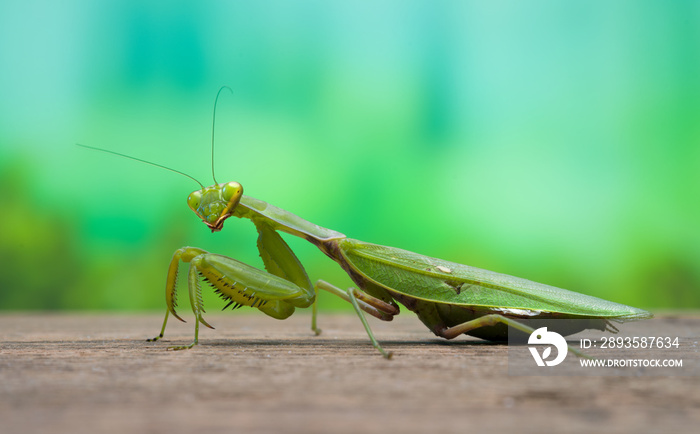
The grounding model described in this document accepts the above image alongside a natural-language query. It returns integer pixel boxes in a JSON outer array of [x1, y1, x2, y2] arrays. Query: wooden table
[[0, 313, 698, 433]]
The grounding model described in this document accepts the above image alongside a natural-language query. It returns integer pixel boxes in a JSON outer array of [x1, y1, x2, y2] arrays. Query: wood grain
[[0, 313, 698, 433]]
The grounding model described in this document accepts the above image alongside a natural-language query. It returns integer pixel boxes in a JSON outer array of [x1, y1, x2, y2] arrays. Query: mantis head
[[187, 182, 243, 232]]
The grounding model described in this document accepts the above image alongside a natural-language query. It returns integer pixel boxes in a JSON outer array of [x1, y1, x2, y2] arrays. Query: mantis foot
[[167, 342, 197, 351]]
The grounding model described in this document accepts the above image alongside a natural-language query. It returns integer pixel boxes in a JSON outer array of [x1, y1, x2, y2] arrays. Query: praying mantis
[[80, 87, 653, 359]]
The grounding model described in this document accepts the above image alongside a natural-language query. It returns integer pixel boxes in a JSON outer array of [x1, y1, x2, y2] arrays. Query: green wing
[[339, 239, 651, 321]]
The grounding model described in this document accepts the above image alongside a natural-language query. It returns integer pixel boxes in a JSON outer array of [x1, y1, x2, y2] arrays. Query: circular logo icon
[[528, 327, 568, 367]]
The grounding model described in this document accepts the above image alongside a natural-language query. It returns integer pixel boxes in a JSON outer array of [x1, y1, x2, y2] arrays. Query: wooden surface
[[0, 313, 698, 434]]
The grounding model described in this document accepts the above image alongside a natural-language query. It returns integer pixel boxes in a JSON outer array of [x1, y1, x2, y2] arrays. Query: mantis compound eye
[[187, 191, 203, 212], [222, 182, 243, 204]]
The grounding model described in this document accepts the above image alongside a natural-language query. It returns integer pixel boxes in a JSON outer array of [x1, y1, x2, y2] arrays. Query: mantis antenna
[[210, 86, 233, 185], [76, 143, 205, 189]]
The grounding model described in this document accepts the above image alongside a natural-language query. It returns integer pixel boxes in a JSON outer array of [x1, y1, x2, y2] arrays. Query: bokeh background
[[1, 1, 698, 314]]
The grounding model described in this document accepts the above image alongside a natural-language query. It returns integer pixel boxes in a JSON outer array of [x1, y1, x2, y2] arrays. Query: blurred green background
[[0, 1, 698, 314]]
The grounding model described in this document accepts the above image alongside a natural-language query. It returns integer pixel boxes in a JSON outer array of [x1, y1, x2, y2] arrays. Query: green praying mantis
[[80, 87, 652, 359]]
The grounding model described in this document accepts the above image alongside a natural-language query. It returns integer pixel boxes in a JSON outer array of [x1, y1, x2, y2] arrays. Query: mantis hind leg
[[438, 314, 589, 359]]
